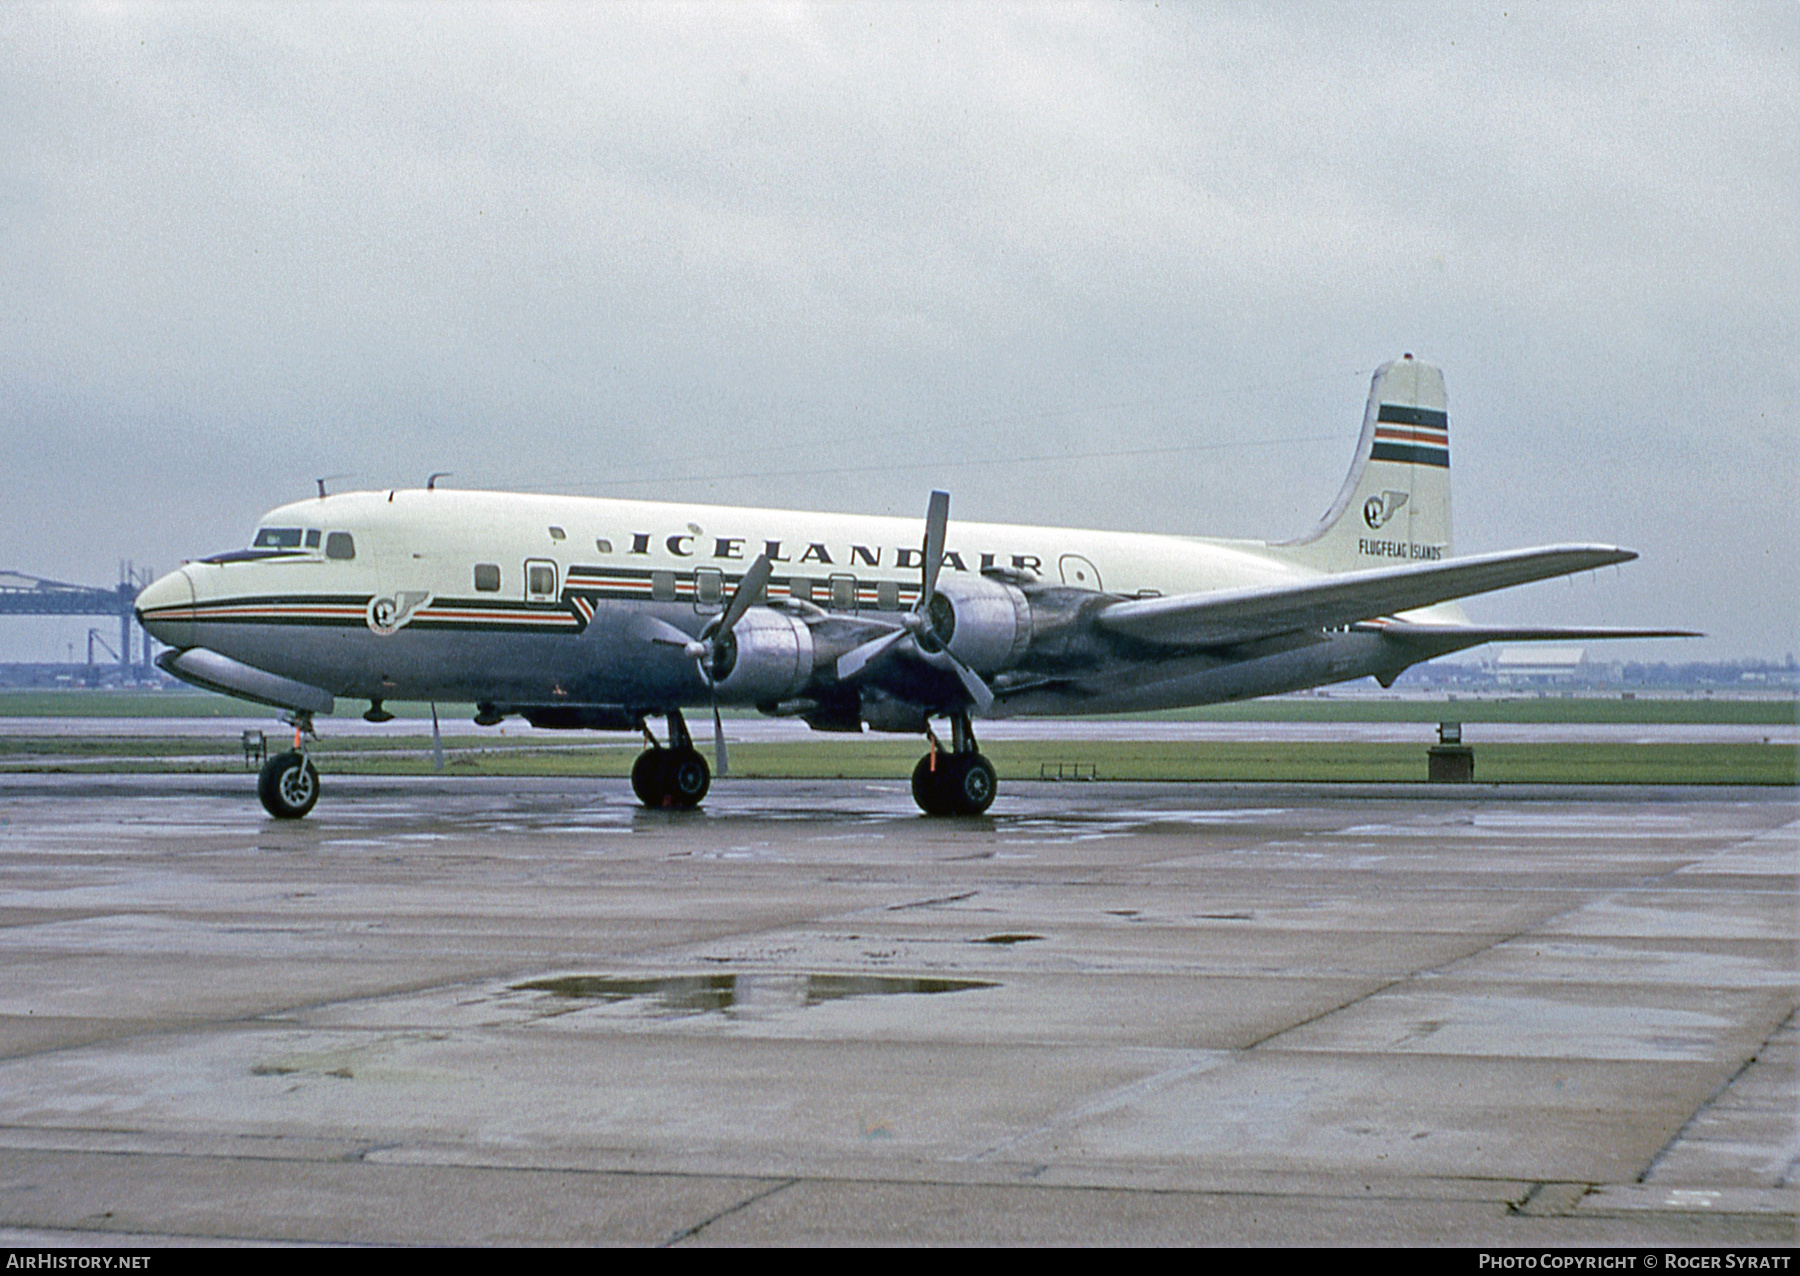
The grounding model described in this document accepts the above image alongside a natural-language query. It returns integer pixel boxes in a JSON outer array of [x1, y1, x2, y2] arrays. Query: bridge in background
[[0, 566, 155, 679]]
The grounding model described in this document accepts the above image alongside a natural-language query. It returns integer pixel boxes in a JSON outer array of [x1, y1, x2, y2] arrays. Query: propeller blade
[[713, 703, 729, 776], [430, 701, 444, 772], [940, 652, 995, 714], [836, 627, 908, 681], [921, 490, 949, 606], [719, 554, 773, 635]]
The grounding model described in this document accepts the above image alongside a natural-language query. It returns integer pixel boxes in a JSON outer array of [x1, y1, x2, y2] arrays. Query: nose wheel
[[258, 750, 320, 819], [912, 713, 996, 816]]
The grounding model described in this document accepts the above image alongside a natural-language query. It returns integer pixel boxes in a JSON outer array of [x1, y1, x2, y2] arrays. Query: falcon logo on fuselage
[[367, 591, 432, 636]]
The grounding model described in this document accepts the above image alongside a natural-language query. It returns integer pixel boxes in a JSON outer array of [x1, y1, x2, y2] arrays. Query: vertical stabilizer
[[1273, 356, 1451, 572]]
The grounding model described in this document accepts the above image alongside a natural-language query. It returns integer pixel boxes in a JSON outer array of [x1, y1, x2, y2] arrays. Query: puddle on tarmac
[[513, 972, 997, 1016]]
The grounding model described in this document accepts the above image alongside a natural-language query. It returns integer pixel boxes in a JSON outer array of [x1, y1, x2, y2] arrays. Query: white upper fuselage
[[141, 487, 1324, 653], [237, 488, 1307, 602]]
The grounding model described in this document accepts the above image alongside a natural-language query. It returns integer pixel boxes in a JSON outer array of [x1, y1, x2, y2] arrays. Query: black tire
[[912, 754, 953, 816], [631, 749, 667, 807], [665, 748, 711, 808], [258, 751, 320, 819]]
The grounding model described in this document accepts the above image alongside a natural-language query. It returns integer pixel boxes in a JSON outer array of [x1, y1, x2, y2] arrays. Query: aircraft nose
[[135, 567, 197, 650]]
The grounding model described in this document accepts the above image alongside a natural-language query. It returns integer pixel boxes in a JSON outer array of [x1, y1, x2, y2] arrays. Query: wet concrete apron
[[0, 776, 1792, 1245]]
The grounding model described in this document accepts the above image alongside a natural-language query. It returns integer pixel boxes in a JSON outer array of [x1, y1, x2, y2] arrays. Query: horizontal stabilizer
[[1364, 620, 1701, 660], [1370, 621, 1702, 643], [1096, 545, 1640, 648]]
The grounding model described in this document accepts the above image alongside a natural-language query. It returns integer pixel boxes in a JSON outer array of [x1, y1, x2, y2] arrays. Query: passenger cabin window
[[694, 567, 723, 607], [304, 529, 321, 549], [473, 563, 501, 592], [651, 571, 676, 603], [324, 532, 356, 561], [829, 575, 857, 611], [253, 528, 304, 549], [876, 580, 901, 611], [525, 559, 557, 602]]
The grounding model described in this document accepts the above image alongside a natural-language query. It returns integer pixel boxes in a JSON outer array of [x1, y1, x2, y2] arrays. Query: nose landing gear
[[912, 712, 996, 816], [258, 711, 320, 819]]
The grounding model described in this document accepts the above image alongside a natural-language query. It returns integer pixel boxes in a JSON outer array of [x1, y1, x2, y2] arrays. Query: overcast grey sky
[[3, 3, 1795, 663]]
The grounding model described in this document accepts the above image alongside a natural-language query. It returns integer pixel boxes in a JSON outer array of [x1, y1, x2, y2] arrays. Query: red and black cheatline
[[137, 594, 369, 628], [146, 565, 930, 640], [406, 598, 581, 634], [138, 593, 582, 635]]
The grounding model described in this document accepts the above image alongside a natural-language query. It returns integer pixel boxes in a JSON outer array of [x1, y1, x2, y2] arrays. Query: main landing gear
[[258, 712, 320, 819], [912, 712, 996, 817], [631, 708, 711, 810]]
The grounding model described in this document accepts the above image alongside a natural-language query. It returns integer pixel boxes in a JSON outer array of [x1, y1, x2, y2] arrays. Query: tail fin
[[1271, 355, 1451, 572]]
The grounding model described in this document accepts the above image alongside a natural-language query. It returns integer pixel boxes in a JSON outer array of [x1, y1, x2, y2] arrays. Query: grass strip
[[10, 739, 1793, 785]]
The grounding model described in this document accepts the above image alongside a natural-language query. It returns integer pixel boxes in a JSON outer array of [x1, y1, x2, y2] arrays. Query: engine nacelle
[[926, 575, 1032, 674], [709, 607, 818, 702]]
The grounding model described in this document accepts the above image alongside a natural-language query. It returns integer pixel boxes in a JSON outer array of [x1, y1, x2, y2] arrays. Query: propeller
[[835, 490, 994, 713], [641, 554, 775, 776]]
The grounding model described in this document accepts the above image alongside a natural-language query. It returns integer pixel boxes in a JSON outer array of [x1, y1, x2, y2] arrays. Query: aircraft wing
[[1094, 544, 1647, 648]]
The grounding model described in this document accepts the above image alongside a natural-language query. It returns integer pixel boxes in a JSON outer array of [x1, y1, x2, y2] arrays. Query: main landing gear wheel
[[912, 751, 996, 817], [912, 711, 996, 817], [258, 750, 320, 819], [632, 747, 711, 809]]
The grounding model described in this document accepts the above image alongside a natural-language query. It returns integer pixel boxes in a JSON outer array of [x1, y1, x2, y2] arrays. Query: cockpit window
[[304, 529, 321, 549], [325, 532, 356, 560], [252, 528, 305, 549]]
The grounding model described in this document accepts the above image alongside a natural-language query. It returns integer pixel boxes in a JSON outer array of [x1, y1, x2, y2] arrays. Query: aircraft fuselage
[[137, 488, 1398, 721]]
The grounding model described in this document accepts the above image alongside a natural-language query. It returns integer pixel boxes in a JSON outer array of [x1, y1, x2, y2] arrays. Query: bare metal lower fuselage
[[148, 583, 1463, 724]]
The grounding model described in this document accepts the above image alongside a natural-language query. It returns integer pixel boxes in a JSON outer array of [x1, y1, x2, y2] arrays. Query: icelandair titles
[[625, 532, 1044, 574]]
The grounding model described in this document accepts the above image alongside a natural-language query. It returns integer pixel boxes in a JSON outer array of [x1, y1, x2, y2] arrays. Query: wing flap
[[1095, 545, 1640, 647]]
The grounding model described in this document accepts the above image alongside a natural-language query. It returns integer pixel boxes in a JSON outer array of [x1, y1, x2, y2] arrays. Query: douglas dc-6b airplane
[[135, 356, 1691, 819]]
